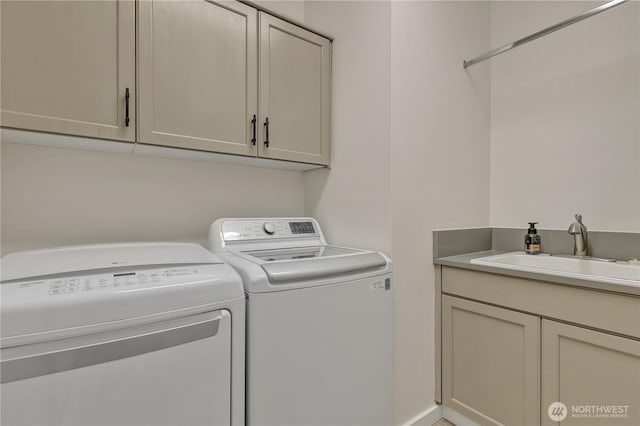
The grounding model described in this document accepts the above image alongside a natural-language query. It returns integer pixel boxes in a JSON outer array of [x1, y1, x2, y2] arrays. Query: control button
[[82, 279, 95, 291], [263, 222, 276, 235], [49, 287, 63, 295]]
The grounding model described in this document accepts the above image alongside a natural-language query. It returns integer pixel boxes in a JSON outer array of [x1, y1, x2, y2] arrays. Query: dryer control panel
[[42, 267, 202, 296], [7, 266, 206, 297]]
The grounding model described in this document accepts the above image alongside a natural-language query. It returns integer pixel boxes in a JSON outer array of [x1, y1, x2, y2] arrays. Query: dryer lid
[[1, 242, 221, 282], [1, 243, 243, 348]]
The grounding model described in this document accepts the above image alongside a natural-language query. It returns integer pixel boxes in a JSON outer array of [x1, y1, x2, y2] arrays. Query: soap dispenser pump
[[525, 222, 541, 254]]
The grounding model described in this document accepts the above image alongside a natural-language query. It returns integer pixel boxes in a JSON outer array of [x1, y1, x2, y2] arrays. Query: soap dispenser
[[525, 222, 541, 254]]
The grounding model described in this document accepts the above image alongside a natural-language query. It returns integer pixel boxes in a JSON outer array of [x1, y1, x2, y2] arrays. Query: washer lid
[[238, 246, 388, 284], [243, 245, 360, 262]]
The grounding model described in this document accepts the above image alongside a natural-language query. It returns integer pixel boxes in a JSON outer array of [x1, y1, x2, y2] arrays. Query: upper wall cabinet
[[258, 13, 331, 166], [0, 0, 135, 142], [1, 0, 332, 167], [137, 0, 258, 157]]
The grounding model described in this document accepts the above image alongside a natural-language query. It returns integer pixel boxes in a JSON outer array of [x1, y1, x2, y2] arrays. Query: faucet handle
[[575, 213, 583, 224]]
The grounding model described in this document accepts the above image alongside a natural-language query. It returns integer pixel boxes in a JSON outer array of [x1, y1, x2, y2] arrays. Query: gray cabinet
[[258, 13, 331, 165], [439, 267, 640, 426], [442, 295, 540, 426], [137, 0, 258, 156], [542, 320, 640, 426], [2, 1, 331, 167], [0, 0, 135, 142], [138, 2, 331, 165]]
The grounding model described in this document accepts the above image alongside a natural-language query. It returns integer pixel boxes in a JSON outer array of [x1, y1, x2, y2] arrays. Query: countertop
[[435, 250, 640, 297]]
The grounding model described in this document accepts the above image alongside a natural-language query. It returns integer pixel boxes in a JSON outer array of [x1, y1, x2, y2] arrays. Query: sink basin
[[470, 252, 640, 287]]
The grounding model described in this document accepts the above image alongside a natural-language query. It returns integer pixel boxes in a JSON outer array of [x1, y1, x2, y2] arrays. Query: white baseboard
[[403, 404, 443, 426], [442, 406, 480, 426], [402, 404, 480, 426]]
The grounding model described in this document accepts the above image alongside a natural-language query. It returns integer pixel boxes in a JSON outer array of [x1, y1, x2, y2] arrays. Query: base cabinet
[[440, 267, 640, 426], [442, 295, 540, 426], [542, 320, 640, 426]]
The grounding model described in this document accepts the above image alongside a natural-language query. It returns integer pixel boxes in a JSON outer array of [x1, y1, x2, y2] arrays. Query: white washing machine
[[1, 242, 245, 426], [208, 217, 392, 426]]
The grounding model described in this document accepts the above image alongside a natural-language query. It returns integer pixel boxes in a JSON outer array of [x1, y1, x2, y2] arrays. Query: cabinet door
[[258, 12, 331, 165], [542, 320, 640, 426], [1, 0, 135, 142], [442, 295, 540, 426], [138, 0, 257, 156]]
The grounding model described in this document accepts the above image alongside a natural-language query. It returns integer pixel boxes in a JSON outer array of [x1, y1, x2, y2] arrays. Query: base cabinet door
[[258, 12, 331, 165], [442, 295, 540, 426], [1, 0, 135, 141], [137, 0, 258, 156], [542, 320, 640, 426]]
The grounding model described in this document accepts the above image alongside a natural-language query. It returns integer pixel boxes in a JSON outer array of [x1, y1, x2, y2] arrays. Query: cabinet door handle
[[264, 117, 270, 148], [251, 115, 257, 145], [125, 88, 130, 127]]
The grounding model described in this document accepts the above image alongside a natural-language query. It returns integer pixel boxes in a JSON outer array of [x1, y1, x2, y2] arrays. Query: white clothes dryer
[[1, 242, 245, 426], [209, 218, 392, 426]]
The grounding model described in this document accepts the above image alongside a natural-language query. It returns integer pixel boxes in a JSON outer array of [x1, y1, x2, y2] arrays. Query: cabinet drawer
[[442, 267, 640, 339]]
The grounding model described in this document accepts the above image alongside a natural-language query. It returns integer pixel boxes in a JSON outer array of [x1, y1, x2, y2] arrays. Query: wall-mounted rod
[[463, 0, 629, 69]]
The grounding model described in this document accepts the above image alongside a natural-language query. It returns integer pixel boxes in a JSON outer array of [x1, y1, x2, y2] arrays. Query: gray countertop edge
[[435, 251, 640, 297]]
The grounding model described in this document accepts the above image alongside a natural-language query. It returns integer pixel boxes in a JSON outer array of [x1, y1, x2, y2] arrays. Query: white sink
[[470, 252, 640, 287]]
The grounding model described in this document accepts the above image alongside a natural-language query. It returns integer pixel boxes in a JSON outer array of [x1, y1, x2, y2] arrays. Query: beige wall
[[253, 0, 305, 22], [391, 1, 491, 423], [303, 1, 392, 256], [1, 142, 304, 254], [490, 1, 640, 232], [304, 1, 491, 424]]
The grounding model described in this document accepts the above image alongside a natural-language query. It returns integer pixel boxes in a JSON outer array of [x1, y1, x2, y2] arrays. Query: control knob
[[263, 222, 276, 235]]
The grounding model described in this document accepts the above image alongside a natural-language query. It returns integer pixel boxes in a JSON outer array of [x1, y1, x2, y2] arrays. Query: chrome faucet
[[568, 213, 588, 256]]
